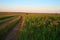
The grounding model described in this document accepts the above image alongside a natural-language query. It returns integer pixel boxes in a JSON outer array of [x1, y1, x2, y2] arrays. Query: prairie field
[[0, 12, 60, 40]]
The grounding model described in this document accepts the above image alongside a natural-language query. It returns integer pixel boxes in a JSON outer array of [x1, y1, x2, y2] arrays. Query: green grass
[[0, 16, 15, 21], [18, 16, 60, 40]]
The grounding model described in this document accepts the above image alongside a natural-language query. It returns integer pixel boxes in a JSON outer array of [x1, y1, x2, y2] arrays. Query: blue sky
[[0, 0, 60, 13]]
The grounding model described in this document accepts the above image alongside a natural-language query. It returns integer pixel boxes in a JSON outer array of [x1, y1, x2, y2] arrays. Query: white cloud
[[0, 7, 60, 13]]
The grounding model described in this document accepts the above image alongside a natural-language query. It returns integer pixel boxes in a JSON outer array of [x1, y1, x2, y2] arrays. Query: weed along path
[[0, 17, 17, 26], [5, 16, 25, 40], [0, 16, 15, 24]]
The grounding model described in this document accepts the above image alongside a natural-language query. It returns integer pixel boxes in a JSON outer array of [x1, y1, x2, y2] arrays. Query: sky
[[0, 0, 60, 13]]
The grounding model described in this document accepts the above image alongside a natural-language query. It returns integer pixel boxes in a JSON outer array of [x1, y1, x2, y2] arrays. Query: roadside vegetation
[[18, 16, 60, 40], [0, 16, 14, 21]]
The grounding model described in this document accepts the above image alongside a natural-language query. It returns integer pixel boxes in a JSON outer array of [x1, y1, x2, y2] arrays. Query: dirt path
[[19, 16, 25, 32], [0, 16, 20, 30], [5, 16, 25, 40]]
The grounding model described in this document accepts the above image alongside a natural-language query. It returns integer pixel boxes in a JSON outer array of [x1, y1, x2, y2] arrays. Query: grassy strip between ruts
[[0, 17, 20, 40], [18, 16, 60, 40]]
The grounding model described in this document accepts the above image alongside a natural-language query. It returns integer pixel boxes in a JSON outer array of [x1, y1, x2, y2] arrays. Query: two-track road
[[5, 16, 25, 40]]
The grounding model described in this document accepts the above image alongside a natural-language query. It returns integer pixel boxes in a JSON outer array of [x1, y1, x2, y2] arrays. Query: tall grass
[[18, 16, 60, 40]]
